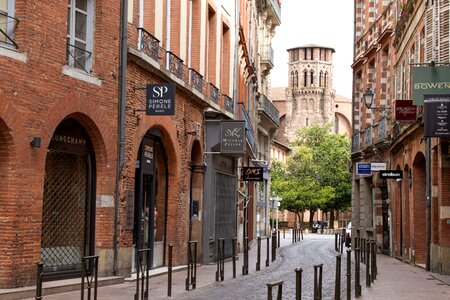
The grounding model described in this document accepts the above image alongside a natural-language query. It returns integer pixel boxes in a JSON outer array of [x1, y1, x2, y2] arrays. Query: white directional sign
[[371, 162, 387, 171]]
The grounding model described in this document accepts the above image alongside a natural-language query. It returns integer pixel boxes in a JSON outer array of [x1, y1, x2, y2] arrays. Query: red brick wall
[[0, 0, 120, 288]]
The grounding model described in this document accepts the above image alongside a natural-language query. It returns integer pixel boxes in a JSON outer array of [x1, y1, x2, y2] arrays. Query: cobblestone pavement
[[174, 234, 353, 300]]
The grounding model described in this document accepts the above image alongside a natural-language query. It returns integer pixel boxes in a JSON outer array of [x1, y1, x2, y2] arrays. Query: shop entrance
[[41, 119, 95, 277], [133, 133, 167, 271]]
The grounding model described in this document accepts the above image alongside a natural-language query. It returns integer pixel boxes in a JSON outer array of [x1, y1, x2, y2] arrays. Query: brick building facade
[[352, 0, 450, 274]]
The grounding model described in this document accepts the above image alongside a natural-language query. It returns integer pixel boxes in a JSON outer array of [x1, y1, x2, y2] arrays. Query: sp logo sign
[[146, 83, 176, 115]]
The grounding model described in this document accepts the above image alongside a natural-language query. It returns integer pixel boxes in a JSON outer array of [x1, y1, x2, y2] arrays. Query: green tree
[[271, 124, 351, 226]]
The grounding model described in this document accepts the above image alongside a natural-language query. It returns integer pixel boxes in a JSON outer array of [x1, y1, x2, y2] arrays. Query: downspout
[[115, 0, 128, 275], [350, 0, 356, 239]]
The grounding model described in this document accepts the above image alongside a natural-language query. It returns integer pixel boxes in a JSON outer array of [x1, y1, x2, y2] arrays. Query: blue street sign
[[356, 162, 371, 175]]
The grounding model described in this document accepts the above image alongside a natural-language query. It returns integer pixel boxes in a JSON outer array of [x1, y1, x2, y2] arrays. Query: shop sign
[[380, 170, 403, 179], [146, 83, 176, 115], [371, 162, 387, 171], [220, 121, 246, 153], [356, 162, 371, 175], [412, 66, 450, 105], [242, 167, 264, 181], [424, 94, 450, 137], [394, 100, 417, 122]]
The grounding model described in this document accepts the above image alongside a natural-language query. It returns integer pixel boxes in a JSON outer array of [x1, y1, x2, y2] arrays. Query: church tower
[[284, 45, 336, 140]]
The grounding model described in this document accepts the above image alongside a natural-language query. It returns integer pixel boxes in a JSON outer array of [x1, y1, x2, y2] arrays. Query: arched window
[[294, 70, 299, 87], [310, 70, 314, 86], [324, 72, 328, 87], [319, 71, 323, 87], [303, 71, 308, 87], [290, 71, 295, 87]]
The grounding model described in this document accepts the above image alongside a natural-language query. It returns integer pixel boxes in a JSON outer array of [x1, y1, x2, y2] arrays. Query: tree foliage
[[270, 124, 351, 218]]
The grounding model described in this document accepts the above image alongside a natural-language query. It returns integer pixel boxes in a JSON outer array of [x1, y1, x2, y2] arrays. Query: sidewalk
[[360, 254, 450, 300], [2, 231, 296, 300]]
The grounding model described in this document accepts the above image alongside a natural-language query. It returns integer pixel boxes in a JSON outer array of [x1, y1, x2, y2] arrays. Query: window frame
[[66, 0, 95, 73], [0, 0, 17, 48]]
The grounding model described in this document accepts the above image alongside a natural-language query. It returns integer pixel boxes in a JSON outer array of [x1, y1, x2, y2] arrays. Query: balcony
[[136, 27, 234, 116], [258, 94, 280, 128], [260, 44, 274, 71], [257, 0, 281, 26]]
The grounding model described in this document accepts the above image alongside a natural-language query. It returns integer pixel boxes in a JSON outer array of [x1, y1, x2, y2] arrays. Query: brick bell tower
[[284, 45, 336, 141]]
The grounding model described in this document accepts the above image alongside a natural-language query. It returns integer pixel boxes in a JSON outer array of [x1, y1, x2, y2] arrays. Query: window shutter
[[439, 0, 450, 62], [425, 5, 434, 62]]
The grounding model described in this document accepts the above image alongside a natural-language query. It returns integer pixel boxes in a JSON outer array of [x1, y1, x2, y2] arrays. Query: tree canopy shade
[[270, 124, 351, 225]]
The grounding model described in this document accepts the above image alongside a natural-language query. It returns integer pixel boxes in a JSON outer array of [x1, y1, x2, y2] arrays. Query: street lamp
[[272, 196, 282, 233], [363, 87, 375, 109]]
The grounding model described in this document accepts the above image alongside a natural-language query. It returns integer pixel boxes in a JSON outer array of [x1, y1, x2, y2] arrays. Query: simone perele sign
[[146, 83, 176, 115]]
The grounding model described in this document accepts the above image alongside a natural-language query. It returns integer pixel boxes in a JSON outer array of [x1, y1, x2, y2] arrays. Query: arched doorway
[[133, 128, 168, 270], [41, 118, 96, 276], [412, 152, 426, 264]]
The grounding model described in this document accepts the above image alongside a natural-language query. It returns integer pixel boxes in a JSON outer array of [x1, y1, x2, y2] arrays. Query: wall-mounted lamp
[[30, 137, 41, 148], [363, 87, 390, 113]]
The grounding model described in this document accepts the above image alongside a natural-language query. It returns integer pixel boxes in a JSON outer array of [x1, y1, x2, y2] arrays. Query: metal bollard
[[267, 280, 283, 300], [272, 232, 277, 262], [283, 228, 285, 239], [242, 236, 249, 275], [266, 236, 270, 267], [334, 254, 341, 300], [370, 240, 377, 282], [216, 238, 225, 281], [278, 230, 281, 248], [313, 264, 323, 300], [135, 249, 151, 300], [232, 237, 237, 278], [185, 241, 197, 291], [168, 243, 173, 297], [366, 240, 371, 287], [295, 268, 303, 300], [355, 247, 361, 298], [292, 228, 295, 243], [35, 262, 43, 300], [301, 229, 304, 240], [81, 255, 99, 300], [257, 236, 261, 271], [346, 249, 351, 300], [335, 233, 338, 252], [373, 240, 377, 280]]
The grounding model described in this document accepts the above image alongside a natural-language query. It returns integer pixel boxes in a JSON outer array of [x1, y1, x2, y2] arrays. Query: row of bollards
[[292, 228, 303, 243], [267, 238, 378, 300]]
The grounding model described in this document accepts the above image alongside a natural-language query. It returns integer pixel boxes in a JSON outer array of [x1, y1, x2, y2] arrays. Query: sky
[[271, 0, 354, 99]]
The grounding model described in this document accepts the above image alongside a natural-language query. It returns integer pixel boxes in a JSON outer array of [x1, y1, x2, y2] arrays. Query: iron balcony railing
[[260, 94, 280, 126], [136, 28, 234, 115], [267, 0, 281, 23], [260, 44, 274, 66], [0, 14, 19, 49]]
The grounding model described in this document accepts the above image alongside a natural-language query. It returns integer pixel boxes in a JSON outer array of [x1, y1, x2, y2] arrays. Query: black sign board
[[141, 137, 155, 175], [220, 121, 246, 153], [242, 167, 264, 181], [146, 83, 176, 115], [424, 94, 450, 137], [380, 170, 403, 179]]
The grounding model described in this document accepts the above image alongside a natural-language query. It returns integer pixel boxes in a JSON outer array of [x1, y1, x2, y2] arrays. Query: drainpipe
[[188, 0, 192, 69], [166, 0, 171, 67], [115, 0, 128, 275]]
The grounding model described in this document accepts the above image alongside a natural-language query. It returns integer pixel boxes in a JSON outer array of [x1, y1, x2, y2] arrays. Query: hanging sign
[[146, 83, 176, 115], [220, 121, 246, 153], [380, 170, 403, 179], [241, 167, 264, 181], [394, 100, 417, 122], [412, 66, 450, 105], [371, 162, 387, 171], [424, 94, 450, 137]]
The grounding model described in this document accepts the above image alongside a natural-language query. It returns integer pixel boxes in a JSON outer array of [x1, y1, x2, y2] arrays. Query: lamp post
[[273, 196, 282, 233]]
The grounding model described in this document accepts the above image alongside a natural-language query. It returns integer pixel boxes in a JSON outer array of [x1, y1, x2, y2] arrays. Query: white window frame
[[67, 0, 94, 73], [0, 0, 16, 48]]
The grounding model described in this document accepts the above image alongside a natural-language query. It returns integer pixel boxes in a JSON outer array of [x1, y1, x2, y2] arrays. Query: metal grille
[[215, 173, 236, 258], [41, 150, 87, 272]]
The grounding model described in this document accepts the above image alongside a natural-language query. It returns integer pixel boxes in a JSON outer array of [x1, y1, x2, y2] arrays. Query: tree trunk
[[330, 210, 335, 228], [309, 210, 315, 228]]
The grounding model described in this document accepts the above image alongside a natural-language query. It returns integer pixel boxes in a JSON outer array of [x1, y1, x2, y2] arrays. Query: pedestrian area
[[1, 232, 449, 300]]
